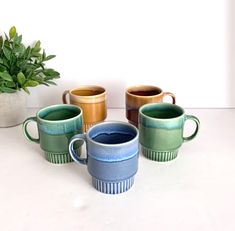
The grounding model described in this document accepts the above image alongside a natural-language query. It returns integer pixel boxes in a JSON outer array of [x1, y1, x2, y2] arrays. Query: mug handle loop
[[62, 90, 69, 104], [22, 117, 40, 144], [183, 115, 200, 142], [69, 134, 87, 165], [162, 92, 176, 104]]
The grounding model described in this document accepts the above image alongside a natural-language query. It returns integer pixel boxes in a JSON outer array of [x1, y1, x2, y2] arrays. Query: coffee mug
[[126, 85, 176, 127], [63, 85, 107, 132], [139, 103, 200, 161], [23, 104, 83, 164], [69, 121, 139, 194]]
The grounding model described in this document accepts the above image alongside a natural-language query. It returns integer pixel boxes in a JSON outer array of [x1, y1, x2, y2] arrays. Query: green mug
[[139, 103, 200, 161], [23, 104, 83, 164]]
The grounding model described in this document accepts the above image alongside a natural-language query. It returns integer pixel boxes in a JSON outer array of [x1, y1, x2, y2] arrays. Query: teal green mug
[[23, 104, 83, 164], [139, 103, 200, 161]]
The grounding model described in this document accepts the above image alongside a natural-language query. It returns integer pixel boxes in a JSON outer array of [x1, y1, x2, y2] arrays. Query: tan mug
[[63, 85, 107, 131], [126, 85, 176, 127]]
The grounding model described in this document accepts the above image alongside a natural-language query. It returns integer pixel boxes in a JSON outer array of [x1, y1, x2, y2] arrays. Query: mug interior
[[88, 122, 137, 145], [71, 86, 105, 97], [38, 105, 81, 121], [141, 103, 184, 119], [127, 85, 162, 97]]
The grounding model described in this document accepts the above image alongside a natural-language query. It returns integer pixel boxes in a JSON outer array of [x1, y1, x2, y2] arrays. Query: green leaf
[[5, 81, 16, 88], [9, 26, 16, 39], [44, 55, 56, 61], [32, 47, 41, 53], [3, 46, 11, 60], [23, 87, 30, 94], [17, 72, 26, 85], [0, 86, 16, 93], [31, 51, 40, 57], [0, 65, 6, 72], [0, 36, 3, 48], [24, 80, 39, 87], [46, 80, 57, 85], [13, 34, 22, 45], [23, 46, 31, 59], [42, 49, 46, 60], [35, 40, 41, 48], [0, 72, 13, 81], [43, 69, 60, 78]]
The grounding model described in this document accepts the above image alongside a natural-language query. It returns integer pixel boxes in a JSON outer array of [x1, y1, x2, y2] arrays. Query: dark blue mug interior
[[88, 122, 137, 145]]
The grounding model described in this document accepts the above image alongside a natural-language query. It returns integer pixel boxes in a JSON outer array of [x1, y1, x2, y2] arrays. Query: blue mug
[[69, 121, 139, 194]]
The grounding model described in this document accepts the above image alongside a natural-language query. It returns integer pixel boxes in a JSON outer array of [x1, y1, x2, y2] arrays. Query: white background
[[0, 0, 234, 108]]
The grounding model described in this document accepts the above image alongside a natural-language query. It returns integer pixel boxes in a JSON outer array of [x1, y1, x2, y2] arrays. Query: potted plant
[[0, 26, 60, 127]]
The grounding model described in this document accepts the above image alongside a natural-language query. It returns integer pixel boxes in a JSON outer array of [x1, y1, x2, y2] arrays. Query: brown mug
[[126, 85, 176, 127], [63, 85, 107, 131]]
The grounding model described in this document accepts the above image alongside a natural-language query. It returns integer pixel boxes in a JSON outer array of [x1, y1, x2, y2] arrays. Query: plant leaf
[[3, 46, 11, 60], [5, 81, 16, 88], [0, 86, 16, 93], [13, 34, 22, 45], [43, 69, 60, 78], [9, 26, 16, 39], [0, 65, 6, 72], [0, 36, 3, 48], [32, 47, 41, 53], [44, 55, 56, 61], [0, 72, 13, 81], [24, 80, 39, 87], [17, 72, 26, 85], [23, 87, 30, 94], [46, 80, 57, 85], [35, 40, 41, 48]]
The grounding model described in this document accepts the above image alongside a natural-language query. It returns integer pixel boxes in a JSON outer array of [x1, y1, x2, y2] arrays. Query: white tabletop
[[0, 108, 234, 231]]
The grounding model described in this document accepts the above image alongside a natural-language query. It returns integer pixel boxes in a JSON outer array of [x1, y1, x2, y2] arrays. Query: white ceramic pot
[[0, 90, 27, 127]]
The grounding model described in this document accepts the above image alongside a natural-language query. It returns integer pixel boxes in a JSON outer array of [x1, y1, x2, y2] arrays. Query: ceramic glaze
[[69, 121, 139, 194], [23, 104, 83, 164], [139, 103, 200, 162], [125, 85, 176, 127], [63, 85, 107, 131]]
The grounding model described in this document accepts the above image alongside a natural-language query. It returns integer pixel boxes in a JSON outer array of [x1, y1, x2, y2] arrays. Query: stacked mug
[[23, 85, 200, 194]]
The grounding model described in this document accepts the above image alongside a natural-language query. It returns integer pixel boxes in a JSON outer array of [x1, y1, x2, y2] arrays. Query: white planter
[[0, 91, 27, 127]]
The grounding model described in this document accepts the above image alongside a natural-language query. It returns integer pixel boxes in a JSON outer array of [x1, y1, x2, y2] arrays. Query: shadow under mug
[[69, 121, 139, 194], [62, 85, 107, 132], [23, 104, 83, 164], [126, 85, 176, 127], [139, 103, 200, 162]]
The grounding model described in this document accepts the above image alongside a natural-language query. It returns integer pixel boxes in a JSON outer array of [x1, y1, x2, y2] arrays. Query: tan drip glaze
[[125, 85, 176, 127], [63, 86, 107, 131]]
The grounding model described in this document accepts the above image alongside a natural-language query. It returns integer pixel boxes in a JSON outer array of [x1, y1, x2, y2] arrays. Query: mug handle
[[69, 134, 87, 165], [22, 117, 40, 144], [183, 115, 200, 142], [62, 90, 69, 104], [162, 92, 176, 104]]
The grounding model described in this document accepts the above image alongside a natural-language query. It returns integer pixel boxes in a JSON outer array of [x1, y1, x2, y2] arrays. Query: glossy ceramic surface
[[23, 104, 83, 164], [63, 85, 107, 131], [139, 103, 200, 161], [69, 121, 139, 194], [126, 85, 176, 127]]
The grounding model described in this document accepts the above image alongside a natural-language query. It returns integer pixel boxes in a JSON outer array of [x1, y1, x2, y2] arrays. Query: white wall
[[0, 0, 234, 108]]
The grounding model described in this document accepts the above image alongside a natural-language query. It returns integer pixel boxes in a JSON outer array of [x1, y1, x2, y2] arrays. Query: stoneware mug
[[126, 85, 176, 127], [23, 104, 83, 164], [69, 121, 139, 194], [139, 103, 200, 162], [63, 85, 107, 132]]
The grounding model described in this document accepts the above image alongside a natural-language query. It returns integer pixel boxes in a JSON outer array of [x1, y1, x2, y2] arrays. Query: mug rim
[[126, 85, 163, 98], [139, 103, 185, 121], [86, 121, 139, 147], [69, 85, 106, 98], [37, 104, 83, 123]]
